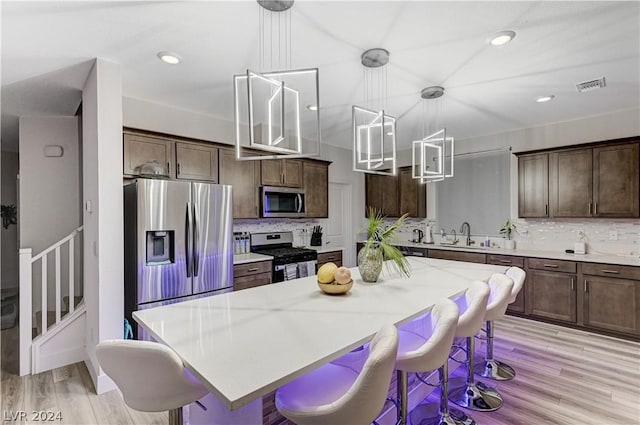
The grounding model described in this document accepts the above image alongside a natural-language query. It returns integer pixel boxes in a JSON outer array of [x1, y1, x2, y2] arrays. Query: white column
[[82, 58, 123, 394], [19, 248, 32, 376]]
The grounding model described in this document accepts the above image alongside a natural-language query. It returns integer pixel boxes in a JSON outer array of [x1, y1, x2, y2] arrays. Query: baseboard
[[34, 346, 85, 374], [85, 354, 117, 394]]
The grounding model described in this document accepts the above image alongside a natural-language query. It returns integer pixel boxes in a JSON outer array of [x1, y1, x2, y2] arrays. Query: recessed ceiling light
[[306, 104, 318, 111], [489, 30, 516, 46], [157, 51, 182, 65], [535, 95, 555, 103]]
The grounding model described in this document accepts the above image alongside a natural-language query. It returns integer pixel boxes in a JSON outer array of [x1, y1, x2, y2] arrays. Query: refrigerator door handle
[[185, 202, 193, 278], [193, 202, 200, 277]]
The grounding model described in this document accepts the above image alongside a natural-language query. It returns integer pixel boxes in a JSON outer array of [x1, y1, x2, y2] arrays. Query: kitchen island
[[133, 257, 506, 424]]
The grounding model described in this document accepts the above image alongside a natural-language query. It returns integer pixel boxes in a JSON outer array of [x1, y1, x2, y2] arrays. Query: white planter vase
[[504, 239, 516, 250]]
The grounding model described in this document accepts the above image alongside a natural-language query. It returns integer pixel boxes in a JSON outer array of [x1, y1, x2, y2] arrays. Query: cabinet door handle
[[545, 204, 548, 216], [177, 162, 181, 175], [601, 269, 620, 274], [584, 279, 588, 293], [594, 203, 598, 215], [499, 259, 512, 264], [247, 268, 258, 272], [588, 203, 592, 215], [543, 264, 559, 268], [167, 162, 171, 175], [571, 278, 575, 291], [326, 256, 336, 260]]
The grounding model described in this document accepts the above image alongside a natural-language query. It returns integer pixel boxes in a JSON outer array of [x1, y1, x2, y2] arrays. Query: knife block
[[310, 233, 322, 246]]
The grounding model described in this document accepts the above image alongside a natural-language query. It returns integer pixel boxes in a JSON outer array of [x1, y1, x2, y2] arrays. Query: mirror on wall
[[436, 149, 510, 237]]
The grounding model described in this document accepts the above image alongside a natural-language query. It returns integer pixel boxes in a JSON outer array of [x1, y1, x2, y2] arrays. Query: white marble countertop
[[233, 253, 273, 265], [305, 245, 343, 254], [133, 257, 505, 411], [357, 240, 639, 267]]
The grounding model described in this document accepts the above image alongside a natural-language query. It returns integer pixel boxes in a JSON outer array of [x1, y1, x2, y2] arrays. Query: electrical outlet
[[609, 231, 618, 240]]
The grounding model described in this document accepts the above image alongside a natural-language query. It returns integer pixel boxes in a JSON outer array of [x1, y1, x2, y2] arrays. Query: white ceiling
[[2, 1, 639, 152]]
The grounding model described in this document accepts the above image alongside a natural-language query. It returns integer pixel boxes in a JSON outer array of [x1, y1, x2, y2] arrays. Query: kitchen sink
[[437, 244, 485, 250]]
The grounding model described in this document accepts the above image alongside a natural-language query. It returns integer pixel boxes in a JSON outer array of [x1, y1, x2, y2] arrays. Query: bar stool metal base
[[168, 407, 183, 425], [448, 380, 503, 412], [474, 358, 516, 381], [409, 403, 475, 425]]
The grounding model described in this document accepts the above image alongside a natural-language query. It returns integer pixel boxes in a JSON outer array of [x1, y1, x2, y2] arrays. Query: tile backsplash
[[234, 219, 325, 247], [512, 219, 639, 257], [382, 218, 639, 257], [238, 217, 639, 258]]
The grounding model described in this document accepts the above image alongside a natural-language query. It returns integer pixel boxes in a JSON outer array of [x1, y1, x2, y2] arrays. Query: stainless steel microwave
[[261, 186, 306, 218]]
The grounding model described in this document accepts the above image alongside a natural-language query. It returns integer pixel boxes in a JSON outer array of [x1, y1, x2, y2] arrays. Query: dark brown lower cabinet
[[487, 255, 525, 314], [233, 261, 272, 291], [317, 250, 343, 269], [583, 275, 640, 335], [427, 249, 486, 264], [528, 271, 577, 324]]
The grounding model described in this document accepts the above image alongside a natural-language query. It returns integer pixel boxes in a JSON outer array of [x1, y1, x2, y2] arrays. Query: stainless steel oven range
[[250, 232, 317, 283]]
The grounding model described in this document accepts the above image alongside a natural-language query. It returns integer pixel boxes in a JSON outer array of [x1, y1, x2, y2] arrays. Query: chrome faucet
[[450, 229, 458, 244], [460, 222, 471, 246]]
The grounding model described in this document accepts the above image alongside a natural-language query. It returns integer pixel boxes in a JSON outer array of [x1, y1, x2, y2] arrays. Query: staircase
[[19, 226, 85, 376]]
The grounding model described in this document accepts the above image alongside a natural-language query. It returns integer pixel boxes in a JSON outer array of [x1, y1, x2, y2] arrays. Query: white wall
[[82, 58, 123, 394], [18, 117, 82, 311], [1, 151, 19, 289], [18, 117, 80, 253]]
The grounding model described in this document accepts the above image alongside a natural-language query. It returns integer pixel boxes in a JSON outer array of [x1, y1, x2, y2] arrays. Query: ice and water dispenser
[[145, 230, 175, 265]]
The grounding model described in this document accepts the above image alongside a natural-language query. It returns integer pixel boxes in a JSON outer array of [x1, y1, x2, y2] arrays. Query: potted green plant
[[358, 207, 411, 282], [1, 204, 17, 229], [499, 219, 517, 250]]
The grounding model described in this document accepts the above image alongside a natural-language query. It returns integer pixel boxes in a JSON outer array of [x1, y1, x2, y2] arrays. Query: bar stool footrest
[[448, 380, 503, 412], [474, 358, 516, 381]]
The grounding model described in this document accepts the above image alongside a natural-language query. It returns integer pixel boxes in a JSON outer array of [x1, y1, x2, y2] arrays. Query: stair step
[[34, 310, 70, 336]]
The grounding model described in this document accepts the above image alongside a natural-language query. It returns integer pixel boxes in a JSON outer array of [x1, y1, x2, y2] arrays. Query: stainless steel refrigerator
[[124, 179, 233, 338]]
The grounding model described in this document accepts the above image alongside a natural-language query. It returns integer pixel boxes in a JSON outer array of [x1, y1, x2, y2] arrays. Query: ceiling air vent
[[576, 77, 606, 93]]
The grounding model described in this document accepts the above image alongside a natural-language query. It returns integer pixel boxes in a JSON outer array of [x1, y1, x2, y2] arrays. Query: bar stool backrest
[[485, 274, 515, 322], [505, 267, 526, 304], [96, 339, 208, 412], [455, 281, 490, 338]]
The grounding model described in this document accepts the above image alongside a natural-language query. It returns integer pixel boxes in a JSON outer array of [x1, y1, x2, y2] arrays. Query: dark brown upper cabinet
[[518, 153, 549, 217], [398, 167, 427, 218], [303, 160, 329, 218], [123, 132, 175, 177], [261, 159, 303, 188], [218, 148, 261, 219], [365, 166, 426, 218], [593, 143, 639, 217], [549, 148, 592, 217], [176, 142, 218, 182], [365, 173, 399, 217], [518, 138, 639, 219]]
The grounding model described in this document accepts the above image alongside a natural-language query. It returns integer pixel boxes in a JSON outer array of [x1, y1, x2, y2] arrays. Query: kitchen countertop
[[233, 253, 273, 265], [306, 245, 343, 254], [382, 240, 640, 267], [133, 257, 506, 412]]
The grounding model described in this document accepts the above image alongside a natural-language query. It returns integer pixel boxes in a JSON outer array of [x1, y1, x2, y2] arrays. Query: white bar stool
[[395, 299, 473, 425], [275, 324, 398, 425], [475, 267, 525, 381], [96, 339, 209, 425], [448, 279, 505, 412]]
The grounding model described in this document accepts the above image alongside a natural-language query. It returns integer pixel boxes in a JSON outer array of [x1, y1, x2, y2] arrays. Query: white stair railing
[[19, 226, 83, 376]]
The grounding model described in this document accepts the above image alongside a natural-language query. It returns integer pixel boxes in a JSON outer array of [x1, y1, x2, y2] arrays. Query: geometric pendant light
[[352, 48, 397, 176], [412, 86, 454, 183], [234, 0, 321, 161]]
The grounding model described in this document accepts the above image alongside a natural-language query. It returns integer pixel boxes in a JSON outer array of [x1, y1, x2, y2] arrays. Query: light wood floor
[[2, 316, 639, 425]]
